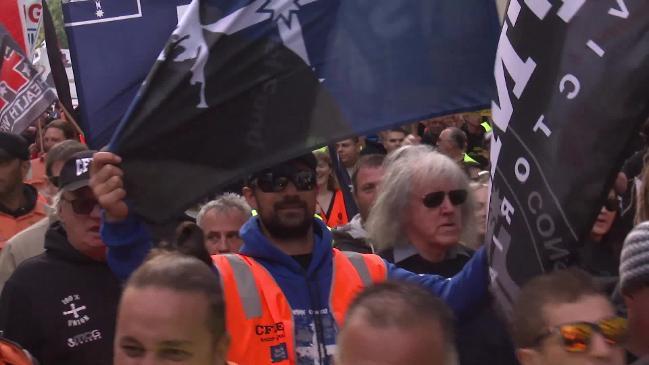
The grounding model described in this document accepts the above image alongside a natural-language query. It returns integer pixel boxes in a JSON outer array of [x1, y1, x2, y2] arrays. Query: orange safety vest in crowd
[[323, 190, 348, 228], [0, 198, 47, 249], [213, 249, 387, 365], [25, 157, 47, 196]]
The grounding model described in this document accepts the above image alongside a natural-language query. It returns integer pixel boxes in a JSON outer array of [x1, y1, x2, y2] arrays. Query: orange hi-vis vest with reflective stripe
[[212, 249, 387, 365]]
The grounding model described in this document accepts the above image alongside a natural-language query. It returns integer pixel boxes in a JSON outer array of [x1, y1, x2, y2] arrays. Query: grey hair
[[366, 145, 477, 251], [196, 193, 252, 228]]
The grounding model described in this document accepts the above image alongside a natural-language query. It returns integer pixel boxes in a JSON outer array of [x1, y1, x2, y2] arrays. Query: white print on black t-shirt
[[61, 294, 91, 327], [67, 329, 102, 348]]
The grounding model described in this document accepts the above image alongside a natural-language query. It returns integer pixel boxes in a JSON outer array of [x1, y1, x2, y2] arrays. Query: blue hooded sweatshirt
[[102, 214, 489, 365]]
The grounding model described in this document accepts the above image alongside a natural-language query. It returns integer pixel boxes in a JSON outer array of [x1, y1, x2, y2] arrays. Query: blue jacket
[[102, 214, 489, 365]]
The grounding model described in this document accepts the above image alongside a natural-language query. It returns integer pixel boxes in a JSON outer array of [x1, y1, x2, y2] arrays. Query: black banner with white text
[[487, 0, 649, 317]]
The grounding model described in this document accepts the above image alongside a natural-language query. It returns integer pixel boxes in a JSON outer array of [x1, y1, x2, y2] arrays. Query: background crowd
[[0, 106, 648, 365]]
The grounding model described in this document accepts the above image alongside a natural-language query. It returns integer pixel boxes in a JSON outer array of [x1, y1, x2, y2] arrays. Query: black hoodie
[[0, 222, 121, 365]]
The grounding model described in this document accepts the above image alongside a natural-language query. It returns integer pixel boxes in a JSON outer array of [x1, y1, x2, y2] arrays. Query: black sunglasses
[[62, 197, 99, 215], [604, 197, 619, 212], [253, 170, 316, 193], [422, 189, 467, 208]]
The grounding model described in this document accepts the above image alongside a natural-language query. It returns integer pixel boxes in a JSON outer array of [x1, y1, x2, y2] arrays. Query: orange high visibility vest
[[324, 190, 349, 228], [0, 198, 47, 249], [25, 157, 47, 196], [213, 249, 387, 365]]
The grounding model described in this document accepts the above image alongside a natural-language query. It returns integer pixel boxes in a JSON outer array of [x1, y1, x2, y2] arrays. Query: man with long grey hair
[[366, 145, 517, 365], [366, 145, 477, 276]]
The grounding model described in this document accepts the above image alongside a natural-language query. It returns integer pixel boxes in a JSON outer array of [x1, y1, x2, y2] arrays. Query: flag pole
[[37, 118, 44, 154], [56, 100, 86, 145]]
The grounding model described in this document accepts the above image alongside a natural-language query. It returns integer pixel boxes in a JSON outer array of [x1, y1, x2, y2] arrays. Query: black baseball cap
[[248, 153, 317, 181], [0, 132, 29, 161], [58, 150, 96, 192]]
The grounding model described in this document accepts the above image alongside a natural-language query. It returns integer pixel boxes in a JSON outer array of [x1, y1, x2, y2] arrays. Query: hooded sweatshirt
[[0, 222, 121, 365], [102, 214, 489, 365]]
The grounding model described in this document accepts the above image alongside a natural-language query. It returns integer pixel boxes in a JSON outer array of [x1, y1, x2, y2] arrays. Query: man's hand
[[90, 152, 129, 222]]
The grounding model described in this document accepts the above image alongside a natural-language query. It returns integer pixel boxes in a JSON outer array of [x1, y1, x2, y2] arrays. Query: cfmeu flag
[[62, 0, 190, 148], [110, 0, 501, 223], [487, 0, 649, 317], [0, 26, 57, 134]]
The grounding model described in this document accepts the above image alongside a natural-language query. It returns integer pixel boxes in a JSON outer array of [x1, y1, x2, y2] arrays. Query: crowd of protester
[[0, 108, 648, 365]]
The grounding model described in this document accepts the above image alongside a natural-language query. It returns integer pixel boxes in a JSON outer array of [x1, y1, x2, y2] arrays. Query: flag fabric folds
[[0, 25, 57, 134], [487, 0, 649, 317], [61, 0, 190, 148], [110, 0, 500, 223]]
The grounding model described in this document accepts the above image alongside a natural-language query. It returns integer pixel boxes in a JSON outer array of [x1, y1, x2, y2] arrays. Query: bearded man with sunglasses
[[91, 150, 491, 365], [512, 268, 627, 365], [0, 151, 121, 365]]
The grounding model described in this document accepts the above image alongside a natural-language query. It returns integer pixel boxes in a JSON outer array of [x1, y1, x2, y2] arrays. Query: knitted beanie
[[620, 221, 649, 292]]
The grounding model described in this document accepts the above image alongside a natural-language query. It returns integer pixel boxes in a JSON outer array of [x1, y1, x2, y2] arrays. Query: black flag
[[487, 0, 649, 317]]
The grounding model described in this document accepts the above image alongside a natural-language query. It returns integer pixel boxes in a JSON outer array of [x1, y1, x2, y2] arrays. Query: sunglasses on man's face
[[603, 197, 619, 212], [62, 197, 99, 215], [535, 317, 627, 353], [253, 170, 316, 193], [422, 189, 467, 209]]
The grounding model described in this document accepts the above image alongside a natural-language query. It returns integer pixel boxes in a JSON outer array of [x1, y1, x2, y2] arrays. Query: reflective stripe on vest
[[463, 153, 479, 165], [221, 255, 262, 318], [341, 251, 372, 287], [481, 121, 493, 133], [213, 250, 387, 365]]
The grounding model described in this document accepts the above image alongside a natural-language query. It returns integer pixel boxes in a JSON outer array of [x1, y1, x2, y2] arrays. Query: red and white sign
[[0, 0, 42, 56]]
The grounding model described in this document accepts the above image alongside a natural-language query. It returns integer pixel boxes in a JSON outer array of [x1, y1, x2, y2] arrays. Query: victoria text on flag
[[110, 0, 501, 223], [61, 0, 190, 148], [487, 0, 649, 317], [0, 25, 57, 134]]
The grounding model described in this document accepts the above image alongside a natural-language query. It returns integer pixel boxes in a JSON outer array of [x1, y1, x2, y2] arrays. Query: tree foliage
[[36, 0, 68, 49]]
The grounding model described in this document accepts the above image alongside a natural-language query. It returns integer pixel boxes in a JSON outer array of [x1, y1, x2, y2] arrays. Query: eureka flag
[[111, 0, 501, 222], [487, 0, 649, 317], [62, 0, 190, 148], [0, 25, 57, 134]]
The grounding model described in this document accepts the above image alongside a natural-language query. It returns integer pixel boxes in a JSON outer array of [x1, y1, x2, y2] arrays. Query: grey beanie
[[620, 221, 649, 292]]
